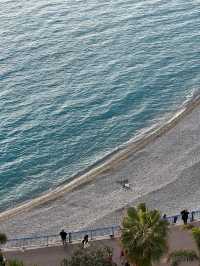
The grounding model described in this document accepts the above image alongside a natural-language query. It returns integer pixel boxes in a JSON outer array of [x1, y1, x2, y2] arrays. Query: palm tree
[[168, 227, 200, 266], [121, 203, 169, 266]]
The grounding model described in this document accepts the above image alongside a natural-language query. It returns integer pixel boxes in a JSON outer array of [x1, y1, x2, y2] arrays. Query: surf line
[[0, 94, 200, 222]]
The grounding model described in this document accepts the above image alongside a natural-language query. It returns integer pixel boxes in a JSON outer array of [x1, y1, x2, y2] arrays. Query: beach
[[1, 96, 200, 238]]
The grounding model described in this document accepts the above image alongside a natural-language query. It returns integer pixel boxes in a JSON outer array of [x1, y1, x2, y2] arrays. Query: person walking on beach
[[181, 209, 189, 225], [60, 229, 67, 246]]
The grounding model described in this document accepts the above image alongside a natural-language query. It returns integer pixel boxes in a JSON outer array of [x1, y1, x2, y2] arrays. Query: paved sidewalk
[[4, 223, 200, 266]]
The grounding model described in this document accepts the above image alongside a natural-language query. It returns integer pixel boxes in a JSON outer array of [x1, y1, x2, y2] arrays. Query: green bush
[[7, 260, 25, 266], [168, 250, 199, 266], [61, 246, 116, 266], [181, 224, 194, 231], [168, 227, 200, 266], [192, 227, 200, 251]]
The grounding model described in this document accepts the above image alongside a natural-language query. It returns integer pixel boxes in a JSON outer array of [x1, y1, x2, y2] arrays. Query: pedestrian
[[60, 229, 67, 246], [0, 249, 6, 266], [173, 215, 178, 224], [82, 234, 89, 248], [181, 209, 189, 225], [162, 214, 167, 221], [120, 250, 126, 265], [68, 232, 72, 243]]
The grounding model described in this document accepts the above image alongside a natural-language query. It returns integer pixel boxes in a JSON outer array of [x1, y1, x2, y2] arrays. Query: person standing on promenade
[[120, 250, 126, 265], [162, 214, 167, 221], [173, 215, 178, 224], [60, 229, 67, 246], [181, 209, 189, 224], [68, 232, 72, 243], [0, 249, 6, 266], [82, 234, 89, 248]]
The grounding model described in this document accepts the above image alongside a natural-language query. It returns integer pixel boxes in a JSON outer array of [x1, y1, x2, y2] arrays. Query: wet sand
[[1, 97, 200, 237]]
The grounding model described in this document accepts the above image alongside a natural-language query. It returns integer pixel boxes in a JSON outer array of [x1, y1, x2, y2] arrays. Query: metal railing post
[[69, 232, 72, 243], [112, 226, 114, 237]]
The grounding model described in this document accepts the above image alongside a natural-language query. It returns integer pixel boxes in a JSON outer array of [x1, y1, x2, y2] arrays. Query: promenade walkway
[[4, 222, 200, 266]]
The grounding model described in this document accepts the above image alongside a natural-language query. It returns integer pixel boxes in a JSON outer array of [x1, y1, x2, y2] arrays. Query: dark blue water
[[0, 0, 199, 209]]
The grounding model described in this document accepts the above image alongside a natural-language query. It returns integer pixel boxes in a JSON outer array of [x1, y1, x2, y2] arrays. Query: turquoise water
[[0, 0, 199, 210]]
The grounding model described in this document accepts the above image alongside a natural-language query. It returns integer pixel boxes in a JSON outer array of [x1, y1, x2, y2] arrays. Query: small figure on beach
[[116, 178, 131, 190], [181, 209, 189, 225], [82, 234, 89, 248], [60, 229, 67, 246], [123, 182, 130, 190]]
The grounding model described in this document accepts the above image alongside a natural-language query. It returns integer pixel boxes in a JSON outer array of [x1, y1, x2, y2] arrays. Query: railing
[[166, 210, 200, 224], [5, 225, 120, 249], [4, 209, 200, 249]]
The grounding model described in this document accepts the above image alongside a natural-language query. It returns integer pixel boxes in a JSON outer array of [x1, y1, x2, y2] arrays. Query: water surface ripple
[[0, 0, 200, 209]]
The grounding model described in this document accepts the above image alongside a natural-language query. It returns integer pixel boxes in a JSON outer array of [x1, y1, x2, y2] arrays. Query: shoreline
[[1, 94, 200, 222]]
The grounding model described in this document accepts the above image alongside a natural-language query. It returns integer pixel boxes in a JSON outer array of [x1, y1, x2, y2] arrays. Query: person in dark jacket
[[82, 234, 89, 247], [181, 209, 189, 224], [0, 249, 5, 266], [60, 230, 67, 245]]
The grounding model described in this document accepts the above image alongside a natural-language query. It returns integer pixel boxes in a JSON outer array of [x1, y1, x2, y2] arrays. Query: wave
[[0, 88, 200, 222]]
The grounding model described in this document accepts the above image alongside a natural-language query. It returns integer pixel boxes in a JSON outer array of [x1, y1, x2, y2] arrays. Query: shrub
[[61, 246, 116, 266], [192, 227, 200, 251], [168, 250, 199, 266], [7, 260, 25, 266], [181, 224, 194, 231]]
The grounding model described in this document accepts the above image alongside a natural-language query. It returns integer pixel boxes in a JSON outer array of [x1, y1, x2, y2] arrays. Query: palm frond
[[121, 203, 169, 266], [137, 203, 147, 212]]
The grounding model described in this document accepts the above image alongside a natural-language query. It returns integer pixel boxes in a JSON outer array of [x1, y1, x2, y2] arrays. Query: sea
[[0, 0, 200, 211]]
